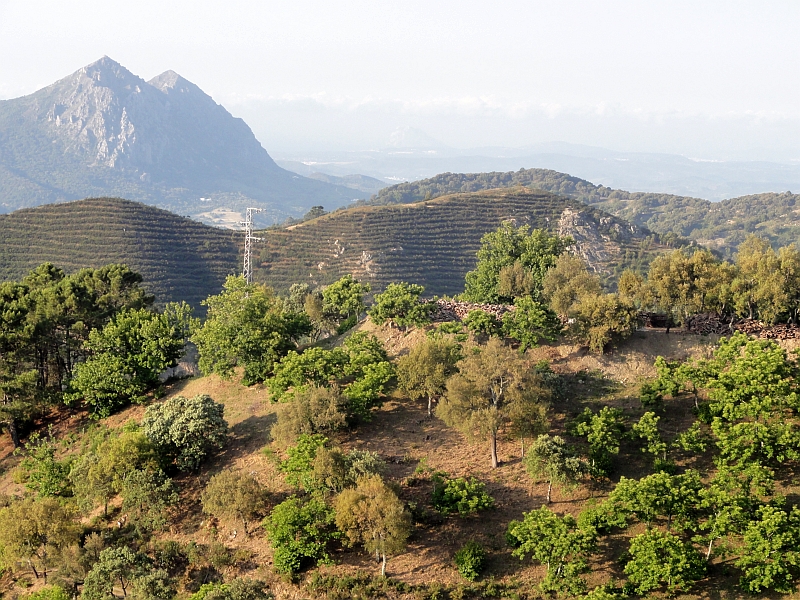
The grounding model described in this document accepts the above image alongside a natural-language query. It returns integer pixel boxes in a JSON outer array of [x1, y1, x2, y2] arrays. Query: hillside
[[0, 198, 240, 308], [255, 187, 666, 295], [368, 169, 800, 255], [0, 57, 365, 225]]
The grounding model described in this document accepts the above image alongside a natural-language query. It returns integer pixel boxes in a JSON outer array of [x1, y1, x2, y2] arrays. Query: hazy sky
[[2, 0, 799, 159]]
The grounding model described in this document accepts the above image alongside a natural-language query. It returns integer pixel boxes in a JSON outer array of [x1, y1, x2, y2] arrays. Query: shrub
[[201, 470, 267, 535], [263, 496, 338, 574], [280, 434, 328, 491], [311, 447, 386, 493], [269, 386, 348, 448], [463, 310, 501, 337], [454, 541, 487, 581], [189, 579, 271, 600], [23, 586, 70, 600], [142, 394, 228, 472], [432, 475, 494, 515]]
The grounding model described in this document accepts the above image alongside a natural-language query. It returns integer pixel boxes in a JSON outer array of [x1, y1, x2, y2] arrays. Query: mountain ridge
[[0, 57, 366, 224]]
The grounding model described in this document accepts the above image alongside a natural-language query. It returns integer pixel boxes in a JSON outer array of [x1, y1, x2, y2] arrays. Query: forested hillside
[[0, 198, 240, 308], [368, 168, 800, 255], [256, 188, 666, 295]]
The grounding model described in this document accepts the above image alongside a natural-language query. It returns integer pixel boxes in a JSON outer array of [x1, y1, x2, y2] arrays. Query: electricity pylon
[[240, 207, 263, 283]]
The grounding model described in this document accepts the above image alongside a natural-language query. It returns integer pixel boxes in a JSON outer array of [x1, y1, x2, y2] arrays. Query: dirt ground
[[0, 326, 788, 598]]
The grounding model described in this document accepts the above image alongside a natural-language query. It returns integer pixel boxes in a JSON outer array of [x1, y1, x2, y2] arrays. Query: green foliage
[[507, 506, 596, 595], [369, 282, 434, 330], [280, 434, 328, 491], [574, 406, 627, 477], [201, 469, 267, 535], [322, 274, 370, 323], [192, 276, 304, 385], [68, 303, 195, 417], [0, 496, 78, 582], [431, 475, 494, 515], [454, 541, 487, 581], [623, 529, 706, 595], [270, 386, 348, 448], [736, 504, 800, 593], [462, 223, 572, 304], [397, 337, 461, 416], [607, 471, 703, 531], [142, 394, 229, 472], [269, 332, 393, 421], [16, 430, 72, 497], [311, 447, 386, 494], [437, 338, 550, 468], [569, 292, 638, 353], [462, 310, 501, 337], [81, 546, 166, 600], [119, 468, 178, 536], [632, 411, 668, 463], [189, 579, 271, 600], [264, 496, 338, 574], [24, 586, 70, 600], [500, 296, 561, 351], [525, 435, 587, 503], [334, 475, 411, 576]]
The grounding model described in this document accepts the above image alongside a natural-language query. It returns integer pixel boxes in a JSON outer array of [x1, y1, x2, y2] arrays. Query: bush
[[142, 394, 229, 472], [24, 586, 70, 600], [463, 310, 501, 337], [189, 579, 271, 600], [201, 470, 267, 535], [263, 496, 338, 574], [280, 434, 328, 491], [454, 541, 487, 581], [269, 386, 348, 448], [311, 447, 386, 493], [432, 475, 494, 515]]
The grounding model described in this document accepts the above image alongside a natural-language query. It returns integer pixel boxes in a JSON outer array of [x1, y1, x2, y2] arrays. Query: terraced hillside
[[0, 198, 240, 308], [256, 187, 665, 295]]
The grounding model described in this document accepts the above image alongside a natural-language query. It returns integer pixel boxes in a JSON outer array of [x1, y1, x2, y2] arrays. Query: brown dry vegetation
[[1, 324, 793, 599]]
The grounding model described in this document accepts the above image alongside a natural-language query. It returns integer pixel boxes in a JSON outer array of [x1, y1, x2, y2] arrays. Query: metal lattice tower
[[240, 207, 263, 283]]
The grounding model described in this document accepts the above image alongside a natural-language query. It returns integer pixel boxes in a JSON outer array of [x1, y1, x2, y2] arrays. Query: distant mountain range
[[0, 57, 369, 226]]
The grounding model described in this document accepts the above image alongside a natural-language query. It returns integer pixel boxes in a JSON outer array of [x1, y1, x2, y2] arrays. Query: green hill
[[256, 187, 666, 295], [368, 169, 800, 255], [0, 198, 240, 308]]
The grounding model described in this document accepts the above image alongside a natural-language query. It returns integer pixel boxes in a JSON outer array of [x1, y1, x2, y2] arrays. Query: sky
[[2, 0, 799, 160]]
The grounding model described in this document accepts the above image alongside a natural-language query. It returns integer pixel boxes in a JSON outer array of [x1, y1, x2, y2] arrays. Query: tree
[[120, 469, 179, 536], [189, 578, 270, 600], [201, 470, 267, 536], [623, 530, 706, 595], [268, 347, 349, 402], [17, 430, 72, 498], [311, 447, 386, 494], [335, 474, 411, 577], [369, 282, 434, 330], [436, 338, 550, 468], [507, 506, 596, 594], [270, 386, 348, 447], [70, 429, 159, 515], [431, 474, 495, 515], [193, 276, 306, 385], [142, 394, 229, 472], [280, 433, 328, 491], [462, 310, 501, 337], [524, 435, 587, 503], [574, 406, 627, 477], [608, 471, 702, 531], [263, 495, 338, 574], [67, 303, 194, 417], [736, 504, 800, 593], [542, 253, 603, 316], [81, 546, 147, 600], [0, 497, 78, 582], [322, 274, 370, 325], [501, 296, 561, 351], [397, 337, 461, 416], [632, 411, 668, 465], [569, 293, 638, 353], [463, 224, 572, 304]]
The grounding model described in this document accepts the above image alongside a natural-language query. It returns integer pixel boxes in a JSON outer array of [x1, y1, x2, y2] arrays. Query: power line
[[240, 207, 263, 283]]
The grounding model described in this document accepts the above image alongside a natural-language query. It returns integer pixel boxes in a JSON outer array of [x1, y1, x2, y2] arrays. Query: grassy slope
[[368, 168, 800, 255], [0, 197, 240, 308], [0, 325, 755, 598], [256, 187, 665, 296]]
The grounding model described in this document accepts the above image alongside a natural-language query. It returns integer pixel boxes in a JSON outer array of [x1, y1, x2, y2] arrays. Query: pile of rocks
[[429, 299, 514, 322]]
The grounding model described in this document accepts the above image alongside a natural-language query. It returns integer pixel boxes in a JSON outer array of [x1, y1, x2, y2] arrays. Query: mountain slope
[[0, 198, 240, 308], [255, 187, 665, 295], [367, 169, 800, 254], [0, 57, 365, 225]]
